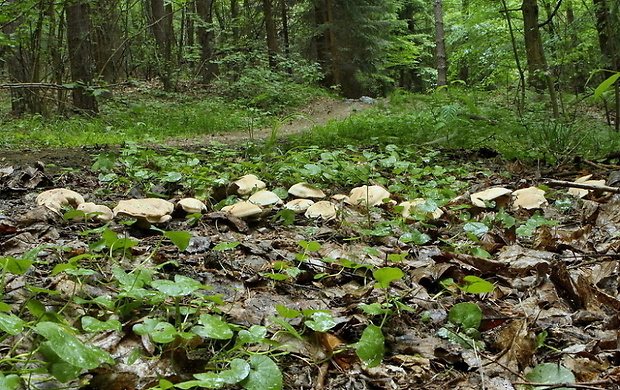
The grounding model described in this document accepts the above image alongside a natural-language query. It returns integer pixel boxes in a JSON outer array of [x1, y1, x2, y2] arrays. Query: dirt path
[[165, 96, 376, 147], [0, 97, 376, 172]]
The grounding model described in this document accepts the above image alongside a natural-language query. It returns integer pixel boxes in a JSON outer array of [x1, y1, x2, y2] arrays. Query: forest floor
[[1, 97, 620, 390]]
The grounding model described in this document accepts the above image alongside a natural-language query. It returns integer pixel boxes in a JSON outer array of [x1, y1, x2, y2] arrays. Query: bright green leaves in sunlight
[[373, 267, 404, 288], [191, 313, 234, 340], [176, 359, 251, 389]]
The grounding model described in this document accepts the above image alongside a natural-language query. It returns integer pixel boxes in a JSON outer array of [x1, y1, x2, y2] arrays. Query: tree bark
[[91, 0, 124, 83], [196, 0, 219, 84], [66, 0, 99, 114], [148, 0, 175, 91], [522, 0, 547, 90], [434, 0, 448, 88], [263, 0, 279, 69]]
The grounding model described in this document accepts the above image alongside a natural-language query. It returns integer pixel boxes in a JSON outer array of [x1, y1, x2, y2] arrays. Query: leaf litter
[[0, 142, 620, 390]]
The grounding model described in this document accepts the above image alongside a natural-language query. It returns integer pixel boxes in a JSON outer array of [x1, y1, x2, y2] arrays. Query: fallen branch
[[544, 179, 620, 194]]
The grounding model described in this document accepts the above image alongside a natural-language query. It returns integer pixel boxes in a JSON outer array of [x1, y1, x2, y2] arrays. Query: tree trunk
[[522, 0, 547, 90], [2, 1, 45, 115], [92, 0, 124, 83], [148, 0, 175, 91], [196, 0, 219, 84], [66, 0, 99, 114], [263, 0, 279, 69], [434, 0, 448, 88], [281, 0, 292, 73], [231, 0, 240, 41]]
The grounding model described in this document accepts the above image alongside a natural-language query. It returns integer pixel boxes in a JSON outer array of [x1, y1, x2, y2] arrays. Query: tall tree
[[66, 0, 99, 114], [196, 0, 218, 83], [263, 0, 279, 69], [91, 0, 124, 83], [434, 0, 448, 88], [147, 0, 175, 91]]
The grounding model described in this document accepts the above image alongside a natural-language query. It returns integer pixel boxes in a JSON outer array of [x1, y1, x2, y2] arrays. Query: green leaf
[[177, 359, 251, 389], [0, 302, 11, 312], [0, 372, 20, 389], [81, 316, 121, 332], [463, 222, 489, 238], [240, 355, 282, 390], [460, 275, 494, 294], [212, 242, 241, 251], [399, 230, 431, 244], [448, 302, 482, 330], [113, 266, 152, 289], [164, 231, 192, 251], [151, 275, 205, 297], [304, 311, 337, 332], [298, 240, 322, 252], [353, 324, 385, 367], [0, 313, 27, 335], [63, 209, 85, 220], [275, 304, 301, 319], [526, 363, 575, 390], [133, 319, 177, 343], [359, 303, 392, 316], [373, 267, 404, 288], [34, 322, 113, 369], [268, 317, 303, 340], [594, 72, 620, 99], [191, 314, 234, 340], [163, 171, 183, 182], [238, 325, 267, 344], [0, 256, 34, 274]]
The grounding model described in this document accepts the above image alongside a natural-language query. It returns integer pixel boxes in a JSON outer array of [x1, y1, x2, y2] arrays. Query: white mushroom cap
[[347, 185, 391, 207], [288, 183, 326, 199], [512, 187, 547, 210], [568, 175, 606, 198], [232, 174, 266, 196], [284, 198, 315, 213], [400, 199, 444, 220], [113, 198, 174, 223], [248, 190, 282, 206], [77, 202, 113, 223], [178, 198, 207, 214], [36, 188, 85, 212], [221, 201, 263, 218], [304, 201, 338, 220], [470, 187, 512, 208]]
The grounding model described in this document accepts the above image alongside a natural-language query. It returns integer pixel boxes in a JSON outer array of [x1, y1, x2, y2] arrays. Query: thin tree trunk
[[66, 0, 98, 114], [281, 0, 292, 73], [500, 0, 526, 113], [231, 0, 239, 41], [263, 0, 279, 69], [196, 0, 218, 84], [434, 0, 448, 88], [148, 0, 175, 91], [92, 0, 123, 83], [522, 0, 559, 118]]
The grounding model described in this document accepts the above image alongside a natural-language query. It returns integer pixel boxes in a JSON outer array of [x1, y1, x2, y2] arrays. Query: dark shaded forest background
[[0, 0, 618, 125]]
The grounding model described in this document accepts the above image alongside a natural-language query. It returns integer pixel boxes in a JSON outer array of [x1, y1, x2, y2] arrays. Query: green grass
[[294, 89, 620, 163]]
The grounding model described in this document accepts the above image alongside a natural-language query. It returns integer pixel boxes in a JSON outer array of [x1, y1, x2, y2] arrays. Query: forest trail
[[0, 97, 376, 172], [164, 96, 377, 147]]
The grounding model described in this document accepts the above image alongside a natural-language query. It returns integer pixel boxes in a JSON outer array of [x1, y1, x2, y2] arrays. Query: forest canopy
[[0, 0, 617, 122]]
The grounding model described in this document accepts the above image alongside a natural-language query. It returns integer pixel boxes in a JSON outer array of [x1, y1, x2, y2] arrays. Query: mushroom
[[113, 198, 175, 227], [304, 201, 338, 220], [248, 190, 282, 206], [470, 187, 512, 208], [288, 183, 326, 199], [400, 199, 444, 220], [231, 174, 266, 196], [568, 175, 606, 198], [221, 201, 263, 218], [76, 202, 114, 223], [512, 187, 547, 210], [347, 185, 391, 207], [284, 198, 315, 213], [36, 188, 85, 213], [178, 198, 207, 214]]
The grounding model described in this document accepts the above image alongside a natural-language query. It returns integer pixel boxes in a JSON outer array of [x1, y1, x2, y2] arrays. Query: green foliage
[[525, 363, 575, 390]]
